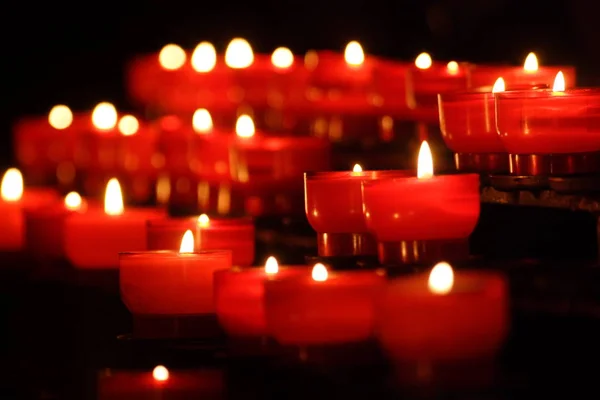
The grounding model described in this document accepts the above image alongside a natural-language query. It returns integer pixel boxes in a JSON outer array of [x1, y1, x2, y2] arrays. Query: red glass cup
[[467, 64, 576, 89]]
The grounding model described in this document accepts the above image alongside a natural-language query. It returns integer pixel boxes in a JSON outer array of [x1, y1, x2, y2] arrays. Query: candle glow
[[428, 262, 454, 295], [225, 38, 254, 69], [198, 213, 210, 227], [159, 44, 186, 70], [191, 41, 217, 72], [271, 47, 294, 69], [311, 263, 328, 282], [92, 102, 118, 130], [417, 141, 434, 179], [553, 71, 566, 92], [235, 115, 255, 138], [415, 52, 432, 69], [179, 230, 194, 253], [446, 61, 459, 74], [64, 191, 83, 210], [352, 164, 363, 173], [523, 52, 538, 72], [1, 168, 23, 202], [344, 41, 365, 67], [48, 105, 73, 130], [265, 256, 279, 274], [104, 178, 124, 216], [152, 365, 169, 382], [118, 115, 139, 136], [492, 77, 506, 93], [192, 108, 213, 133]]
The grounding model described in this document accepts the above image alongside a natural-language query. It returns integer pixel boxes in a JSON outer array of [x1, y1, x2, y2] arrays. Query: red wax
[[120, 250, 232, 315], [264, 269, 385, 345], [213, 265, 308, 337], [496, 88, 600, 153], [304, 170, 412, 234], [307, 51, 375, 90], [0, 188, 59, 251], [64, 208, 165, 269], [363, 174, 480, 241], [468, 64, 576, 89], [377, 270, 508, 362]]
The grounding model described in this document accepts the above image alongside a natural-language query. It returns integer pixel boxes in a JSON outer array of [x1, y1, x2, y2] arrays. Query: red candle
[[468, 52, 576, 89], [377, 262, 508, 363], [304, 166, 412, 256], [264, 263, 385, 345], [146, 214, 255, 266], [0, 168, 59, 251], [214, 256, 308, 337], [120, 230, 232, 315], [307, 42, 374, 90], [64, 178, 164, 269]]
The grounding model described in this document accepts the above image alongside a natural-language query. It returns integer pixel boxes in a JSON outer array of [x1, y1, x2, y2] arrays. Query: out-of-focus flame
[[118, 115, 139, 136], [198, 213, 210, 227], [192, 108, 213, 133], [191, 41, 217, 72], [352, 164, 363, 173], [92, 102, 117, 130], [553, 71, 565, 92], [265, 256, 279, 274], [64, 191, 82, 210], [492, 77, 505, 93], [1, 168, 23, 202], [179, 230, 194, 253], [271, 47, 294, 69], [312, 263, 328, 282], [523, 52, 538, 72], [152, 365, 169, 382], [104, 178, 124, 216], [156, 174, 170, 205], [446, 61, 459, 74], [428, 262, 454, 295], [344, 41, 365, 67], [417, 141, 434, 179], [159, 44, 186, 70], [225, 38, 254, 69], [235, 114, 255, 138], [415, 52, 432, 69], [48, 105, 73, 130]]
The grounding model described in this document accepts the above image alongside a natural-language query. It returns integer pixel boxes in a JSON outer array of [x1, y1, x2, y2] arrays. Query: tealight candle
[[0, 168, 59, 251], [64, 178, 164, 268], [307, 42, 374, 90], [376, 262, 508, 363], [363, 142, 480, 265], [304, 165, 412, 257], [264, 263, 385, 345], [213, 256, 308, 337]]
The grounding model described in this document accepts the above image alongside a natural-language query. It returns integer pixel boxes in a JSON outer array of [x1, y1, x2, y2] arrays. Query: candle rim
[[267, 267, 386, 283], [146, 215, 254, 228], [305, 170, 413, 181], [119, 249, 232, 258], [495, 87, 600, 100], [361, 172, 480, 188], [440, 83, 549, 101], [469, 63, 574, 71]]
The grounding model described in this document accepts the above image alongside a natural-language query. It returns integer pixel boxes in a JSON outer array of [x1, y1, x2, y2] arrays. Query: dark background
[[2, 0, 599, 165]]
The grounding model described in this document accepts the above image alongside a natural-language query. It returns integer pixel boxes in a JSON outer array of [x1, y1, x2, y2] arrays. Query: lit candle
[[64, 178, 164, 268], [362, 142, 480, 265], [264, 263, 385, 345], [377, 262, 508, 363]]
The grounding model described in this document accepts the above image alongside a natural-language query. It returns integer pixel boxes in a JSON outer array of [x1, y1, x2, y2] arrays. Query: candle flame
[[344, 41, 365, 67], [265, 256, 279, 274], [446, 61, 459, 74], [191, 41, 217, 72], [235, 114, 255, 138], [523, 52, 538, 72], [1, 168, 23, 202], [179, 230, 194, 253], [225, 38, 254, 69], [492, 77, 505, 93], [152, 365, 169, 382], [64, 191, 82, 210], [428, 262, 454, 295], [158, 44, 186, 70], [48, 105, 73, 130], [192, 108, 213, 134], [311, 263, 328, 282], [415, 52, 432, 69], [92, 102, 118, 131], [118, 115, 139, 136], [271, 47, 294, 69], [198, 213, 210, 227], [104, 178, 124, 216], [417, 141, 434, 179], [352, 164, 363, 173], [553, 71, 565, 92]]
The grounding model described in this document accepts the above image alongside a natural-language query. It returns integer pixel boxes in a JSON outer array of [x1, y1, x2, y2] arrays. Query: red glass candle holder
[[363, 174, 480, 265], [377, 270, 508, 363], [213, 265, 308, 338], [496, 88, 600, 175], [468, 64, 576, 89], [264, 269, 385, 346], [307, 50, 375, 91], [304, 170, 412, 257]]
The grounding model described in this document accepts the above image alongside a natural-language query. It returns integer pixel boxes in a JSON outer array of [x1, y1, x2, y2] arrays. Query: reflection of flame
[[271, 47, 294, 69], [225, 38, 254, 69], [446, 61, 459, 74], [198, 213, 210, 227], [1, 168, 23, 202], [118, 115, 139, 136], [265, 256, 279, 274], [553, 71, 565, 92], [415, 52, 432, 69], [152, 365, 169, 382], [235, 115, 255, 138], [92, 102, 118, 130], [352, 164, 363, 173], [104, 178, 124, 216], [344, 41, 365, 67], [191, 42, 217, 72], [312, 263, 328, 282], [48, 105, 73, 130], [192, 108, 213, 133], [417, 141, 434, 179], [159, 44, 186, 70], [492, 77, 505, 93], [179, 230, 194, 253], [155, 174, 170, 205], [523, 52, 538, 72], [428, 262, 454, 295], [64, 192, 82, 210]]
